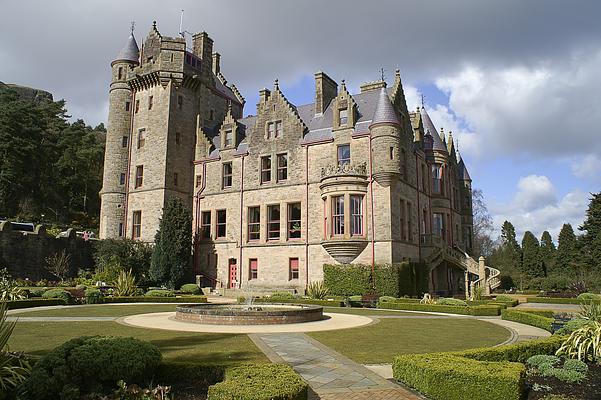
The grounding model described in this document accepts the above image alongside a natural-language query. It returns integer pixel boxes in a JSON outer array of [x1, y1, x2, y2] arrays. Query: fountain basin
[[175, 304, 324, 325]]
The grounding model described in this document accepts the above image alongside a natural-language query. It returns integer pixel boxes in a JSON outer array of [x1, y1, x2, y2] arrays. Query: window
[[248, 206, 260, 241], [422, 208, 428, 234], [267, 122, 275, 138], [118, 223, 123, 237], [137, 128, 146, 149], [350, 195, 363, 236], [337, 144, 351, 166], [224, 129, 233, 147], [122, 136, 128, 148], [174, 172, 179, 186], [195, 174, 202, 188], [176, 131, 181, 145], [260, 156, 271, 184], [132, 211, 142, 240], [118, 67, 123, 80], [421, 164, 428, 192], [178, 95, 183, 110], [400, 199, 406, 241], [222, 162, 232, 188], [119, 173, 125, 185], [148, 96, 153, 110], [433, 213, 444, 238], [432, 164, 442, 194], [249, 259, 258, 280], [275, 121, 282, 137], [401, 148, 407, 179], [277, 153, 288, 182], [200, 211, 211, 239], [332, 195, 345, 235], [125, 101, 130, 111], [147, 56, 153, 63], [288, 202, 301, 239], [209, 109, 214, 121], [135, 165, 143, 188], [389, 147, 394, 160], [216, 210, 226, 238], [407, 201, 413, 242], [267, 205, 280, 240], [135, 99, 140, 113], [339, 108, 348, 126], [289, 258, 299, 280]]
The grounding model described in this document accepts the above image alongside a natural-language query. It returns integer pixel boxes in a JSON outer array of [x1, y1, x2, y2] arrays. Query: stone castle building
[[100, 23, 497, 296]]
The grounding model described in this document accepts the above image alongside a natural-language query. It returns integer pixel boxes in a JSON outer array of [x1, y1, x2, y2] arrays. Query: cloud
[[490, 175, 587, 241], [571, 154, 601, 181]]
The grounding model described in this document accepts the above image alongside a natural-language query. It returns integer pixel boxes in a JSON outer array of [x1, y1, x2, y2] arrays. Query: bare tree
[[472, 189, 496, 257], [44, 250, 71, 282]]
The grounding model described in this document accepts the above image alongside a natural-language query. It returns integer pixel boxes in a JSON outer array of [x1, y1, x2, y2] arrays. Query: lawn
[[11, 304, 179, 317], [308, 317, 511, 364]]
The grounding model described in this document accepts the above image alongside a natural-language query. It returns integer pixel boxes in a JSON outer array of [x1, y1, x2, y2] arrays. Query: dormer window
[[339, 109, 348, 126], [267, 121, 282, 139], [224, 130, 233, 147]]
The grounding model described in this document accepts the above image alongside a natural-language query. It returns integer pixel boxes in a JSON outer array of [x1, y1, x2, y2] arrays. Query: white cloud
[[571, 154, 601, 181], [490, 175, 587, 241]]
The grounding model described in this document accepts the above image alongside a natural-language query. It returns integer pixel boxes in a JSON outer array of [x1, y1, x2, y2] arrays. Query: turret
[[369, 87, 402, 186], [99, 29, 139, 239]]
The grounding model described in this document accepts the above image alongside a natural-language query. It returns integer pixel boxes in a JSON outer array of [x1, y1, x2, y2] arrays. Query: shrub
[[113, 269, 139, 297], [556, 320, 601, 362], [378, 296, 397, 302], [0, 303, 32, 395], [103, 296, 207, 304], [543, 367, 585, 383], [270, 291, 295, 300], [436, 298, 468, 306], [495, 295, 514, 303], [253, 297, 344, 307], [501, 309, 554, 332], [0, 268, 25, 301], [144, 289, 175, 297], [179, 283, 200, 295], [207, 364, 307, 400], [93, 239, 153, 283], [555, 318, 589, 335], [392, 353, 525, 400], [577, 292, 600, 301], [377, 301, 501, 316], [41, 289, 74, 304], [526, 354, 560, 369], [20, 336, 162, 400], [75, 284, 87, 291], [26, 288, 45, 298], [457, 335, 566, 363], [528, 297, 600, 305], [44, 250, 71, 282], [323, 264, 371, 296], [306, 281, 328, 299], [578, 300, 601, 322], [562, 358, 588, 374], [84, 288, 103, 304]]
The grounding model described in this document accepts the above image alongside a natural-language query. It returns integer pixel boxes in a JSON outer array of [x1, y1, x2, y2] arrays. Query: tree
[[579, 192, 601, 246], [471, 189, 495, 257], [521, 231, 544, 280], [556, 223, 578, 275], [149, 198, 192, 288], [44, 250, 71, 282], [540, 231, 556, 275]]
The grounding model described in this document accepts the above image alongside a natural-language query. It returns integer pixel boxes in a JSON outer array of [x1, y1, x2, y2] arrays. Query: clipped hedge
[[207, 364, 308, 400], [103, 296, 207, 304], [456, 335, 566, 363], [377, 301, 501, 316], [393, 353, 525, 400], [4, 298, 66, 310], [179, 284, 201, 295], [253, 298, 344, 307], [145, 289, 175, 297], [41, 289, 75, 304], [501, 309, 554, 332], [527, 297, 599, 305], [323, 264, 371, 296]]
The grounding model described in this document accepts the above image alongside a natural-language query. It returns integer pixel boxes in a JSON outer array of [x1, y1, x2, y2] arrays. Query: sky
[[1, 0, 599, 242]]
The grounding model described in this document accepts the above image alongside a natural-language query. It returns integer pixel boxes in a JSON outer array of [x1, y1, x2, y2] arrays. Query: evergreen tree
[[500, 220, 522, 276], [579, 192, 601, 246], [556, 223, 578, 275], [522, 231, 543, 280], [540, 231, 556, 275], [149, 198, 192, 288]]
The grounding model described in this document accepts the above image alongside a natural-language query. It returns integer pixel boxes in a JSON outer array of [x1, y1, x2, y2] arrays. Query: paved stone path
[[250, 333, 425, 400]]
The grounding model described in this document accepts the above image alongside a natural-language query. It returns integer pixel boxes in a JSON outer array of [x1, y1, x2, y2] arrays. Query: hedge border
[[377, 301, 501, 316], [103, 296, 208, 304], [253, 298, 344, 307], [4, 298, 66, 310], [500, 309, 554, 332], [527, 297, 599, 305]]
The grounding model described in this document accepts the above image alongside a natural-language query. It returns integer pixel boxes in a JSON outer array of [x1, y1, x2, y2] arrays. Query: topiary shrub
[[436, 298, 468, 306], [207, 364, 307, 400], [41, 289, 74, 304], [145, 289, 175, 297], [179, 283, 201, 295], [84, 288, 103, 304], [20, 336, 162, 400]]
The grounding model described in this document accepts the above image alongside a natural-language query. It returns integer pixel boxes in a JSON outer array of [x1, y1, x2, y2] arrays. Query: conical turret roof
[[420, 106, 447, 153], [114, 33, 139, 64], [370, 87, 400, 128], [457, 153, 472, 181]]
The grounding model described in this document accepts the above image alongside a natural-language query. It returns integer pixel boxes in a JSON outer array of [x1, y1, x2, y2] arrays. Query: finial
[[395, 69, 400, 78], [274, 78, 279, 89], [341, 79, 346, 89], [130, 21, 136, 34], [153, 20, 157, 29], [380, 67, 385, 82], [227, 100, 232, 112], [421, 94, 425, 109]]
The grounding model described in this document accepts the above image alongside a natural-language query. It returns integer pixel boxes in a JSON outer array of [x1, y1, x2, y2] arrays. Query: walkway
[[250, 332, 426, 400], [516, 302, 582, 314]]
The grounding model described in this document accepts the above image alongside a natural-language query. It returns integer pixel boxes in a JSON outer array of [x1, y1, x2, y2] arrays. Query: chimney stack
[[212, 52, 221, 74], [314, 71, 337, 115]]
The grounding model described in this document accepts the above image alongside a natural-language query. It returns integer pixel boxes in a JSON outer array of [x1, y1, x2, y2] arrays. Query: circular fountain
[[175, 303, 324, 325]]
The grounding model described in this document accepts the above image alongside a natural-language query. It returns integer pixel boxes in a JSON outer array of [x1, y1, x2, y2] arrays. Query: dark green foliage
[[150, 199, 192, 289], [456, 335, 566, 363], [555, 223, 578, 275], [489, 221, 523, 288], [207, 364, 308, 400], [377, 301, 501, 316], [5, 298, 65, 310], [528, 297, 600, 304], [19, 336, 162, 400], [84, 288, 103, 304], [41, 289, 74, 304], [522, 231, 544, 279], [555, 319, 589, 335], [579, 192, 601, 247], [103, 296, 207, 304], [540, 231, 556, 275], [144, 289, 175, 297], [179, 284, 201, 295], [501, 309, 554, 332], [323, 264, 371, 296], [93, 239, 153, 283], [253, 297, 344, 307]]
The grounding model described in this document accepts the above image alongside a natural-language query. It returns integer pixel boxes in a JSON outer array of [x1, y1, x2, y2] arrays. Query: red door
[[228, 259, 237, 289]]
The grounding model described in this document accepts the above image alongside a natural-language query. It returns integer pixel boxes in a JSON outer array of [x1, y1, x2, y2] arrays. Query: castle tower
[[99, 30, 139, 239], [369, 87, 402, 186]]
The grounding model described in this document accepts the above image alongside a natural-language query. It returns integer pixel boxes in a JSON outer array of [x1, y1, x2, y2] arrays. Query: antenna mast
[[179, 9, 185, 37]]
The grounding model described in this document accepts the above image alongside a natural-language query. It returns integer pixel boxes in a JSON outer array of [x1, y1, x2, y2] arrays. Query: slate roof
[[457, 154, 472, 181], [115, 34, 140, 64], [420, 106, 447, 153], [370, 87, 401, 127]]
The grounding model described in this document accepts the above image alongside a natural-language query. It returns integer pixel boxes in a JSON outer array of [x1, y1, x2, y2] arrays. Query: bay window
[[332, 196, 345, 236], [350, 195, 363, 236]]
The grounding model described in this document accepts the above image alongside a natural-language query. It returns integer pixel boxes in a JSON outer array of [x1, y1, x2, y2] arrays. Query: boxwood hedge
[[5, 298, 66, 310], [501, 309, 554, 332], [207, 364, 308, 400], [103, 295, 207, 303], [377, 301, 501, 316], [527, 297, 599, 305], [253, 298, 344, 307]]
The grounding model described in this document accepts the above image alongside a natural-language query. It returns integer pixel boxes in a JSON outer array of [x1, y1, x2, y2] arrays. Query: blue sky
[[1, 0, 599, 242]]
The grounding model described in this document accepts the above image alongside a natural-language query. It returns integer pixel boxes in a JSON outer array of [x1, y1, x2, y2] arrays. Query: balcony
[[319, 162, 368, 197], [321, 238, 368, 264]]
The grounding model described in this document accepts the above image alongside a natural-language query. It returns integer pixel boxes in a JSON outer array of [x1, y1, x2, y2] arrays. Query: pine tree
[[522, 231, 544, 280], [149, 198, 192, 288], [579, 192, 601, 246], [540, 231, 556, 275], [500, 220, 522, 275], [556, 223, 578, 275]]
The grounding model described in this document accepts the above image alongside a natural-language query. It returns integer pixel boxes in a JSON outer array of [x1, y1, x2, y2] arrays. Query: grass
[[11, 304, 179, 317], [308, 317, 511, 364], [322, 307, 430, 316]]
